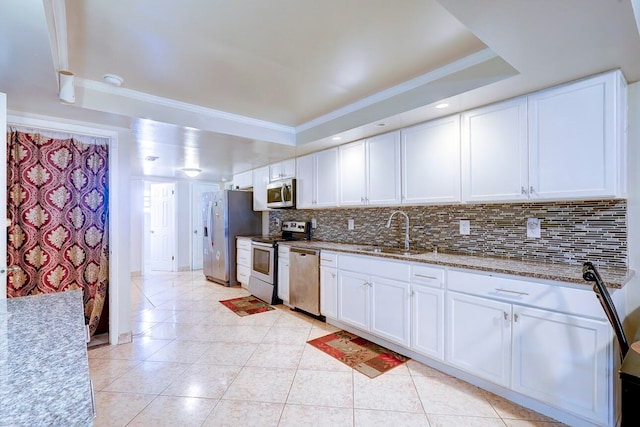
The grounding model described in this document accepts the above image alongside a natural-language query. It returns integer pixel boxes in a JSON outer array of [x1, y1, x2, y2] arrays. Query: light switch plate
[[311, 218, 317, 228], [459, 220, 470, 235], [348, 219, 354, 230], [527, 218, 541, 238]]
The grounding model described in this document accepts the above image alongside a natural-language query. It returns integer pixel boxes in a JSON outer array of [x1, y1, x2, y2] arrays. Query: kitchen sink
[[358, 246, 425, 256]]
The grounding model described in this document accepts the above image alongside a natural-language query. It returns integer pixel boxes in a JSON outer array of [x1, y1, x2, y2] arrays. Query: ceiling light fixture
[[145, 155, 159, 161], [181, 168, 201, 178], [103, 73, 124, 87], [435, 103, 449, 109], [332, 136, 341, 141]]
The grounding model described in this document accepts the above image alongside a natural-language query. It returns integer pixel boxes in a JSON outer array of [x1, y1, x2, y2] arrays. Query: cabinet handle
[[320, 258, 333, 262], [331, 273, 336, 278], [495, 288, 529, 296], [503, 312, 508, 321], [529, 186, 538, 196], [360, 196, 365, 202], [414, 273, 438, 280], [411, 290, 415, 297], [514, 313, 519, 322], [521, 186, 528, 196]]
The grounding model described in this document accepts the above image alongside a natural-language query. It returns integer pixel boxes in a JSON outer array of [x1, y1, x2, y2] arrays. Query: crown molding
[[295, 48, 499, 133], [42, 0, 69, 75]]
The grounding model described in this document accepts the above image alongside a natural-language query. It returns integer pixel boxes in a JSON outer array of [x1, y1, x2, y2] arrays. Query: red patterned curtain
[[6, 129, 109, 336]]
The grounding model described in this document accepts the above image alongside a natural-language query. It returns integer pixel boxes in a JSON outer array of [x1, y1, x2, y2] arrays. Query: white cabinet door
[[401, 115, 461, 204], [277, 258, 290, 302], [339, 140, 367, 206], [315, 148, 339, 207], [252, 166, 270, 211], [370, 277, 410, 346], [446, 292, 512, 387], [232, 170, 253, 190], [462, 98, 528, 202], [411, 284, 444, 361], [269, 159, 296, 181], [512, 306, 611, 425], [320, 266, 338, 319], [528, 73, 617, 199], [296, 153, 314, 209], [367, 131, 401, 205], [338, 270, 370, 330]]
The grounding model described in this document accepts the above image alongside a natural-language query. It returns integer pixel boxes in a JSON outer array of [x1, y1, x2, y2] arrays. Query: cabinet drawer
[[278, 246, 290, 260], [411, 264, 444, 288], [237, 238, 252, 250], [237, 265, 250, 283], [340, 254, 410, 281], [237, 249, 251, 266], [320, 251, 338, 268], [447, 269, 605, 319]]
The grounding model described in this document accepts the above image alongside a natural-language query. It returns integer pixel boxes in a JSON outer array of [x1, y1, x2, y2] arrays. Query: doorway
[[144, 182, 177, 273]]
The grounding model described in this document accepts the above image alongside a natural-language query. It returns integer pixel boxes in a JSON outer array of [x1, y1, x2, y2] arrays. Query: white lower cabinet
[[277, 247, 290, 303], [320, 251, 338, 318], [411, 284, 444, 361], [446, 292, 512, 387], [370, 277, 410, 347], [236, 237, 252, 288], [511, 306, 611, 425], [337, 270, 370, 331]]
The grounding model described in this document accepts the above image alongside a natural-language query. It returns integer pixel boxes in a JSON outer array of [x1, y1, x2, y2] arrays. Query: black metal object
[[582, 261, 629, 360]]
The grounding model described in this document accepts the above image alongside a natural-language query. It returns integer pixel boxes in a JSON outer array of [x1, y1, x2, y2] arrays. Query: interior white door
[[148, 182, 176, 271], [0, 93, 6, 298]]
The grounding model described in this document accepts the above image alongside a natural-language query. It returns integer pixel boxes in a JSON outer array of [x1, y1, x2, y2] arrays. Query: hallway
[[88, 271, 563, 426]]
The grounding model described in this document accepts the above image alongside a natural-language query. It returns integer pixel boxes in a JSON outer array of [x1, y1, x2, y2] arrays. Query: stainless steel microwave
[[266, 178, 296, 209]]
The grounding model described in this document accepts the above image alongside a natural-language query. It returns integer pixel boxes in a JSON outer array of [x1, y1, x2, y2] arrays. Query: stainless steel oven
[[250, 241, 274, 284], [248, 240, 278, 304]]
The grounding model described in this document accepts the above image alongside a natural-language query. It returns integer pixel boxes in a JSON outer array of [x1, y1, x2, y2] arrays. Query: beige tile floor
[[89, 271, 565, 427]]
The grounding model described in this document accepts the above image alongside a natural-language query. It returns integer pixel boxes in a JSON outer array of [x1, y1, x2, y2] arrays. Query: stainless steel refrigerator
[[203, 190, 262, 286]]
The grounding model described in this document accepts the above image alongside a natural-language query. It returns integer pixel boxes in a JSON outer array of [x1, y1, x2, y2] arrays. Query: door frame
[[145, 180, 177, 273], [7, 113, 122, 345]]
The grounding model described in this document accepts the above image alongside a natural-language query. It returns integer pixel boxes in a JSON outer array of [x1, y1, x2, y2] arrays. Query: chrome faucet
[[385, 210, 410, 251]]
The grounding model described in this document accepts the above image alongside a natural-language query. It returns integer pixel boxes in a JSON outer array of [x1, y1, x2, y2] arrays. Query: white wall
[[130, 179, 144, 275], [176, 181, 192, 271], [626, 81, 640, 335]]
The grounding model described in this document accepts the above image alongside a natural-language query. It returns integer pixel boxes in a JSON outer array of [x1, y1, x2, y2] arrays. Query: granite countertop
[[0, 290, 94, 426], [278, 240, 633, 289]]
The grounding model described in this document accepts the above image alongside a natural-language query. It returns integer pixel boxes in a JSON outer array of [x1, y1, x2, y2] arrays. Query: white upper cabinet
[[367, 132, 401, 205], [339, 140, 367, 206], [296, 148, 338, 209], [527, 71, 624, 200], [339, 131, 401, 206], [252, 166, 270, 211], [462, 98, 528, 202], [232, 170, 253, 190], [401, 115, 461, 204], [269, 158, 296, 182]]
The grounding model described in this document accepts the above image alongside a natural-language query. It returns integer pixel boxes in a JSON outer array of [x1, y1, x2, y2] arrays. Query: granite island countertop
[[0, 290, 94, 426], [278, 240, 633, 289]]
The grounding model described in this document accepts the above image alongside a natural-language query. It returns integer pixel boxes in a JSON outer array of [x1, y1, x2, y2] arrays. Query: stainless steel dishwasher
[[289, 247, 321, 316]]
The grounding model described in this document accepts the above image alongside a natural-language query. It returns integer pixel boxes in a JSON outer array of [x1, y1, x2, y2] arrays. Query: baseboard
[[117, 332, 132, 345], [178, 266, 192, 272]]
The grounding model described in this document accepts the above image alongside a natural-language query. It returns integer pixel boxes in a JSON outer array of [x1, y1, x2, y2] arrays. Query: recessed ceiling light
[[332, 136, 342, 141], [375, 123, 387, 127], [181, 168, 201, 178], [221, 178, 227, 182], [145, 155, 159, 161], [103, 73, 124, 87], [435, 103, 449, 109]]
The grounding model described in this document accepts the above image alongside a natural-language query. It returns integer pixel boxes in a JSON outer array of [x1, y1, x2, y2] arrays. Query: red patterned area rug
[[219, 296, 275, 317], [308, 330, 410, 378]]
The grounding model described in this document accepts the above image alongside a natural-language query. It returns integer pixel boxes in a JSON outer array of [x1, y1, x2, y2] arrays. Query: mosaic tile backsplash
[[270, 200, 628, 268]]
